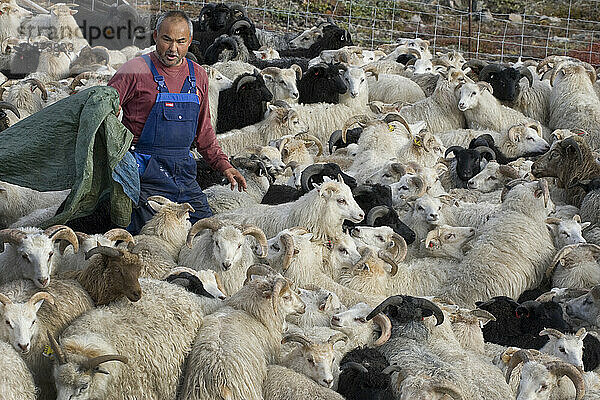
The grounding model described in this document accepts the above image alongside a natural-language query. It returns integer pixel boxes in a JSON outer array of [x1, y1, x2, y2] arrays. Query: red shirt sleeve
[[193, 65, 232, 173]]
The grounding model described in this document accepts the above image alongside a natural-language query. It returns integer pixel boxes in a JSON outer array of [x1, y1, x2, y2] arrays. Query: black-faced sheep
[[298, 63, 348, 104]]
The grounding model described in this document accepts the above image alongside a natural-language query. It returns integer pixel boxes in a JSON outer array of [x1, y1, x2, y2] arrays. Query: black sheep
[[250, 57, 311, 73], [260, 184, 303, 205], [346, 184, 416, 244], [478, 63, 533, 103], [475, 296, 569, 349], [7, 43, 41, 77], [468, 134, 547, 165], [164, 271, 225, 299], [298, 63, 348, 104], [195, 157, 227, 189], [337, 347, 398, 400], [195, 3, 231, 33], [217, 72, 273, 133], [279, 24, 353, 59], [445, 145, 496, 187]]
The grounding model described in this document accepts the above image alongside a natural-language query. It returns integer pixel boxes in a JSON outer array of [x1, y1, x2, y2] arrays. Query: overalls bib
[[127, 54, 212, 234]]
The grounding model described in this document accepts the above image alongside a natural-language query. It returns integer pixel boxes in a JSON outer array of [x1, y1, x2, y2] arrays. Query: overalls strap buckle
[[185, 58, 196, 93], [142, 54, 169, 93]]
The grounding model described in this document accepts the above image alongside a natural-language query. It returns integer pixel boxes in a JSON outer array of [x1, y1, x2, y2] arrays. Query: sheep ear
[[507, 127, 521, 143], [147, 200, 162, 212], [267, 103, 277, 112], [300, 232, 313, 241], [34, 299, 45, 312], [582, 222, 592, 230]]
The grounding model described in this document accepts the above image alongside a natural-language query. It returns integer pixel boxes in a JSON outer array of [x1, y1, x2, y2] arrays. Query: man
[[108, 10, 246, 234]]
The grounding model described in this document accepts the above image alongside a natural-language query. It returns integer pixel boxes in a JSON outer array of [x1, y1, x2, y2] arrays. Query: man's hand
[[223, 167, 247, 192]]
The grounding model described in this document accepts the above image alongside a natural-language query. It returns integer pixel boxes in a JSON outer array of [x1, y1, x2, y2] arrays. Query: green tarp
[[0, 86, 137, 228]]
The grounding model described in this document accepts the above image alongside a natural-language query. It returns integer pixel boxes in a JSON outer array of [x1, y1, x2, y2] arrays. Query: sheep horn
[[538, 178, 550, 208], [290, 64, 302, 80], [537, 55, 563, 73], [381, 364, 401, 374], [362, 65, 379, 80], [445, 146, 464, 158], [27, 292, 55, 308], [378, 250, 399, 276], [271, 277, 288, 315], [279, 233, 296, 272], [383, 113, 411, 133], [430, 380, 464, 400], [550, 61, 570, 86], [341, 362, 369, 373], [500, 178, 528, 202], [474, 146, 496, 161], [146, 195, 172, 205], [545, 361, 585, 400], [410, 175, 427, 197], [229, 19, 251, 35], [0, 101, 20, 119], [413, 297, 445, 325], [85, 245, 123, 260], [498, 165, 520, 179], [282, 333, 312, 347], [241, 226, 268, 258], [390, 233, 408, 264], [302, 164, 330, 193], [366, 206, 389, 225], [47, 331, 67, 365], [518, 66, 535, 87], [342, 115, 371, 143], [297, 133, 323, 156], [327, 332, 348, 346], [82, 354, 128, 372], [0, 229, 27, 253], [366, 295, 405, 321], [562, 136, 583, 164], [505, 349, 533, 384], [372, 312, 392, 346], [75, 232, 91, 245], [102, 229, 134, 245], [69, 72, 95, 92], [228, 4, 248, 18], [328, 130, 343, 154], [270, 100, 291, 109], [24, 78, 47, 101], [236, 75, 257, 92], [0, 293, 13, 305], [576, 328, 587, 338], [245, 264, 277, 280], [187, 218, 224, 248], [539, 328, 565, 339], [470, 309, 496, 321], [44, 226, 78, 254]]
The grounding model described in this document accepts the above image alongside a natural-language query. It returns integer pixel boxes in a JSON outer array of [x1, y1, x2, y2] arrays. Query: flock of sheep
[[3, 0, 600, 399]]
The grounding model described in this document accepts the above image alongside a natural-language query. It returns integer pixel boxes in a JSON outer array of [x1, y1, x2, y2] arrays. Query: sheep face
[[253, 47, 280, 60], [515, 362, 559, 400], [341, 66, 367, 99], [547, 216, 588, 247], [350, 226, 395, 251], [365, 162, 406, 186], [211, 226, 247, 271], [275, 282, 306, 317], [206, 67, 233, 91], [254, 145, 287, 176], [399, 374, 463, 400], [52, 336, 127, 400], [318, 180, 364, 224], [330, 302, 372, 334], [456, 82, 492, 111], [506, 123, 550, 154], [261, 68, 299, 101], [423, 225, 476, 260], [410, 195, 443, 225], [264, 229, 312, 268], [329, 233, 362, 267], [102, 251, 143, 303], [565, 286, 600, 326], [298, 288, 344, 315], [289, 27, 322, 49], [283, 335, 340, 388], [0, 293, 53, 354], [6, 231, 57, 288], [467, 161, 519, 192], [481, 66, 522, 102], [531, 138, 581, 179], [541, 330, 587, 371]]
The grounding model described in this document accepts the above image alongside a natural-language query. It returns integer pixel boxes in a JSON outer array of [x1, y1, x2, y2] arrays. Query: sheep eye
[[417, 206, 424, 211], [376, 235, 384, 242], [293, 120, 299, 124], [271, 243, 280, 252], [31, 320, 35, 327], [340, 248, 348, 255], [237, 243, 242, 249], [383, 174, 391, 178], [307, 358, 315, 365], [216, 76, 222, 80], [527, 137, 534, 141], [559, 347, 566, 353], [539, 384, 548, 392], [337, 198, 347, 205], [355, 317, 367, 323], [488, 176, 497, 181], [401, 186, 409, 190], [22, 254, 29, 261], [5, 320, 11, 326]]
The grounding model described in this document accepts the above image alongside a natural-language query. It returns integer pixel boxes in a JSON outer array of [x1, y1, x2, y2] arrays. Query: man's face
[[153, 17, 191, 67]]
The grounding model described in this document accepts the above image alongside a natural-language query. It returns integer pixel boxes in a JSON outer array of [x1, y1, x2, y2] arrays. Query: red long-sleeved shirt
[[108, 52, 232, 173]]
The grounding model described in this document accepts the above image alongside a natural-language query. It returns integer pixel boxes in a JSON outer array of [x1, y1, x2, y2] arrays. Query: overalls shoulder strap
[[181, 57, 197, 94], [142, 54, 169, 93]]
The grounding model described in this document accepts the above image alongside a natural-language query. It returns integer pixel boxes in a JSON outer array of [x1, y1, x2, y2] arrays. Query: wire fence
[[119, 0, 600, 65]]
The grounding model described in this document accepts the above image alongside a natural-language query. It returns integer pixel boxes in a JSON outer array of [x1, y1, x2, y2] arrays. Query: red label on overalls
[[165, 102, 174, 107]]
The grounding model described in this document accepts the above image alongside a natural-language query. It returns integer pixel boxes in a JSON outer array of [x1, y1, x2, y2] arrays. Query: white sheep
[[0, 278, 94, 400], [329, 302, 392, 350], [0, 340, 36, 400], [539, 328, 588, 371], [0, 78, 48, 123], [23, 3, 84, 40], [217, 178, 364, 242], [0, 180, 69, 229], [205, 65, 233, 132], [179, 269, 306, 400], [466, 160, 521, 192], [548, 60, 600, 149], [0, 2, 31, 52], [367, 73, 426, 105], [546, 214, 590, 249], [180, 218, 268, 295], [130, 196, 194, 278], [261, 65, 302, 103], [216, 104, 309, 157], [436, 179, 556, 307], [263, 364, 345, 400], [0, 225, 78, 288], [49, 278, 210, 400], [457, 81, 543, 134], [547, 243, 600, 289], [288, 286, 345, 329]]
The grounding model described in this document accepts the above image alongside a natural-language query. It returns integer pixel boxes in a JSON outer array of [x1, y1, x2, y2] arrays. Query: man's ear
[[152, 30, 158, 42]]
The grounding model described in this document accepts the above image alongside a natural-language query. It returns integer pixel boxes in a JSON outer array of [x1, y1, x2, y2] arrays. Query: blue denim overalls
[[127, 54, 213, 234]]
